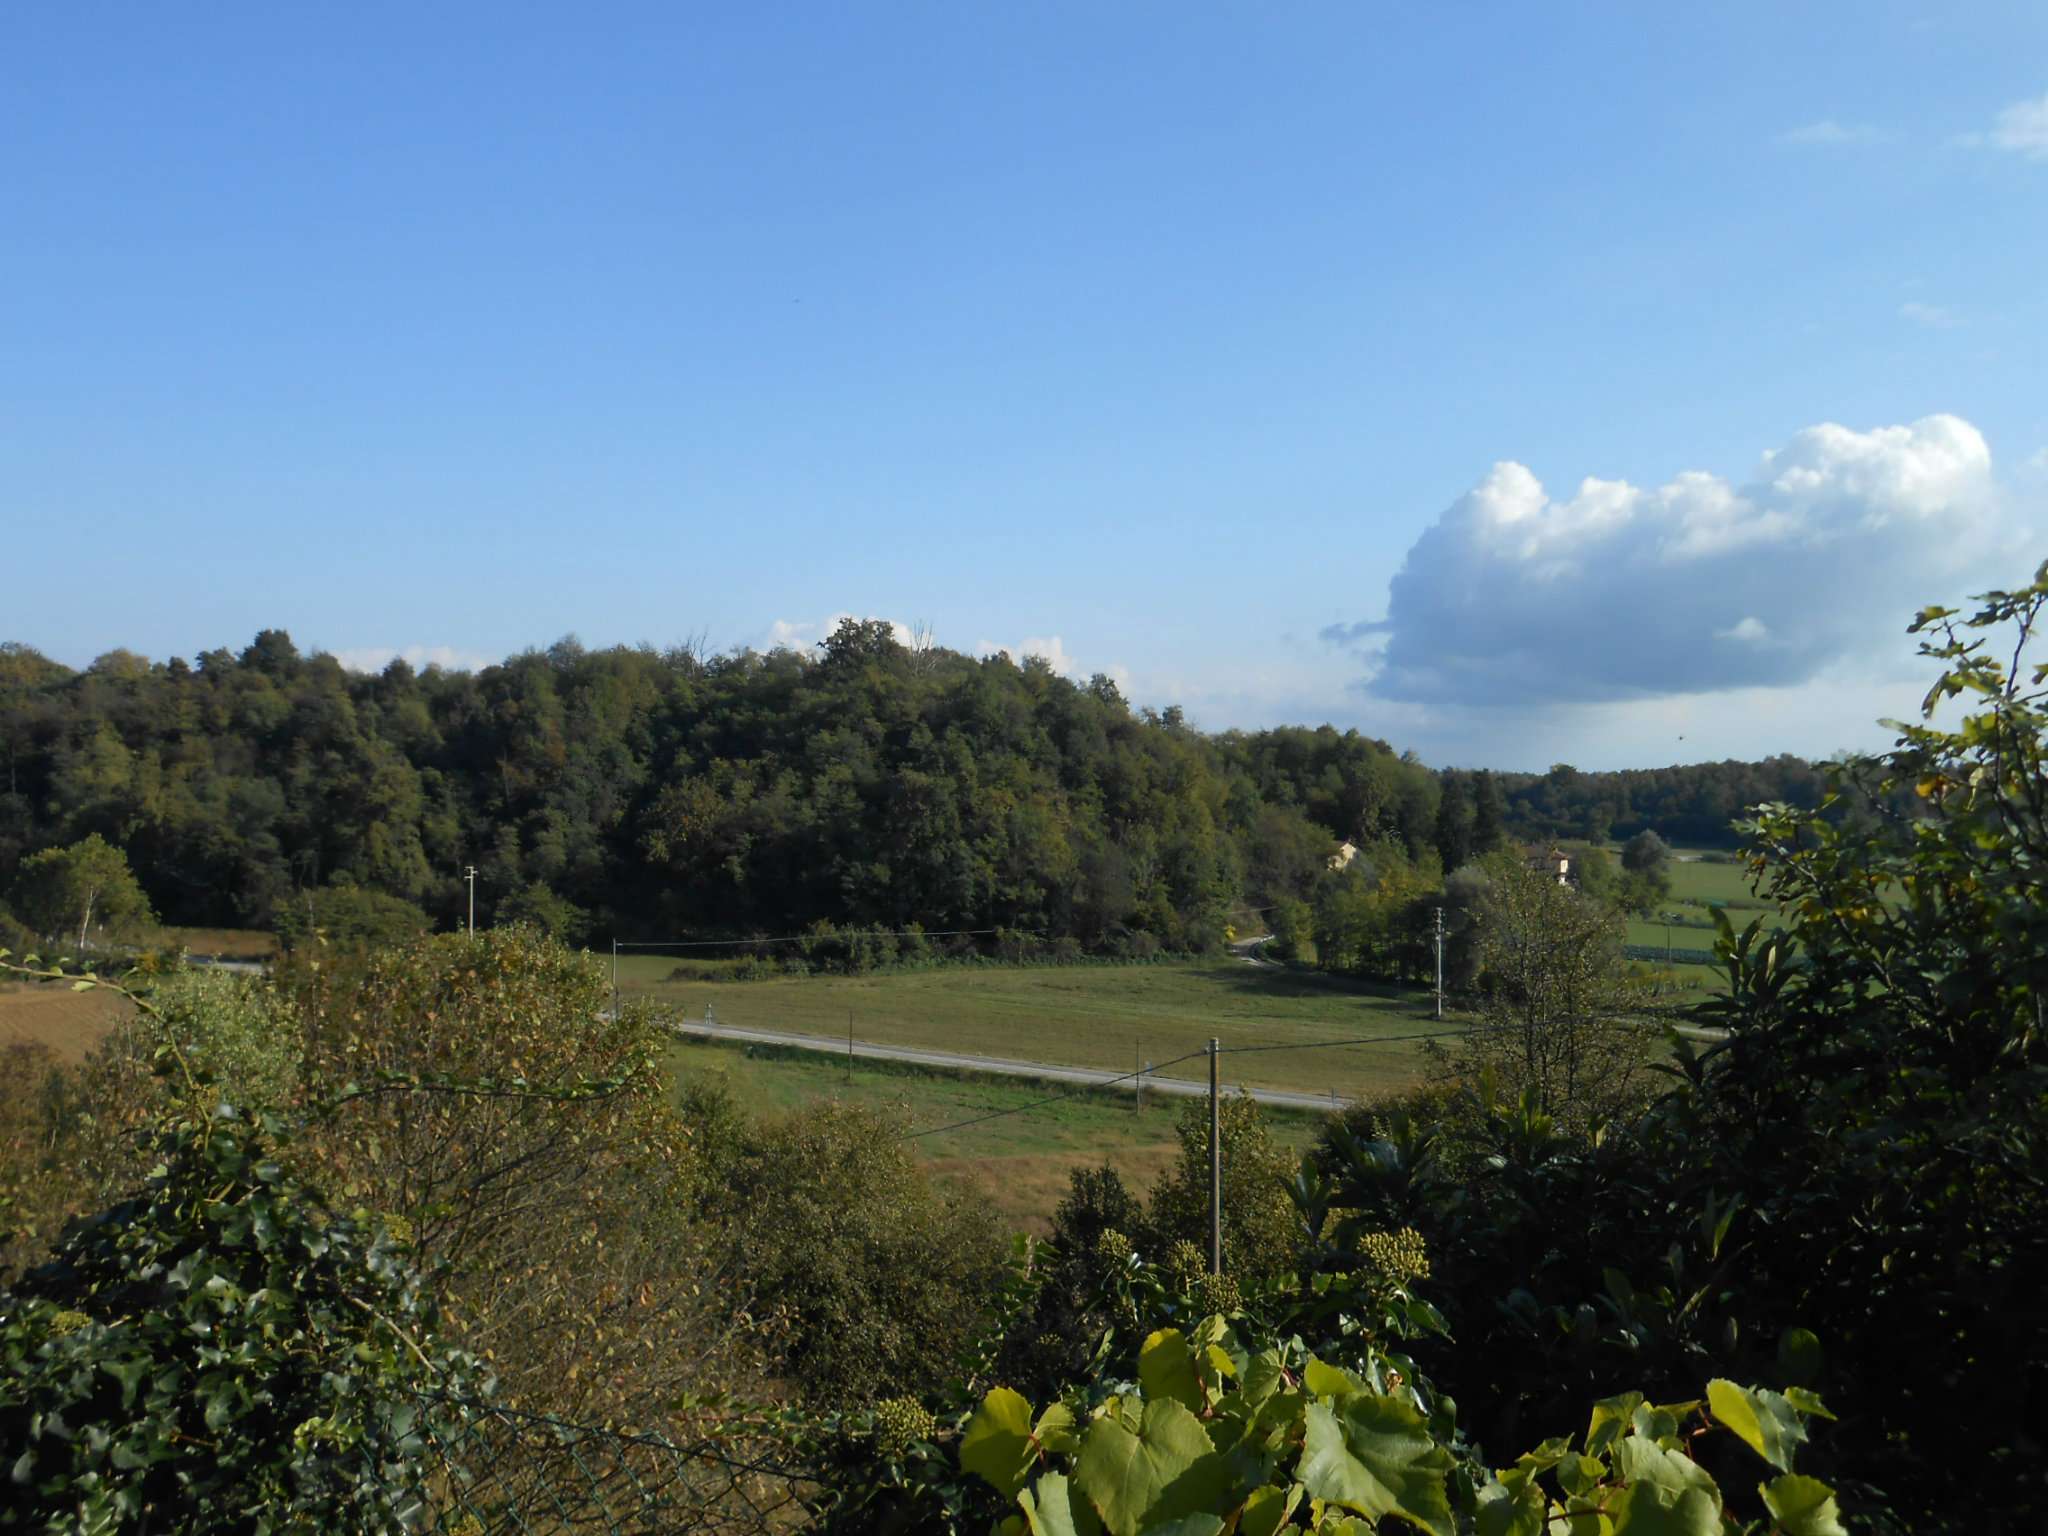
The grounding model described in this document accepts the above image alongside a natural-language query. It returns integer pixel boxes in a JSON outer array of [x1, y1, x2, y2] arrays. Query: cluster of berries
[[1353, 1227, 1431, 1289], [867, 1396, 937, 1457]]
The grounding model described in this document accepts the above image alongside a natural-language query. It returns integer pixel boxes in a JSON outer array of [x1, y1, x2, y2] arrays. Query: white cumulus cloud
[[1342, 414, 2019, 707]]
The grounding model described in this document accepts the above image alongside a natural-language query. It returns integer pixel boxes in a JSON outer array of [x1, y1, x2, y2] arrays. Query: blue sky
[[4, 2, 2044, 768]]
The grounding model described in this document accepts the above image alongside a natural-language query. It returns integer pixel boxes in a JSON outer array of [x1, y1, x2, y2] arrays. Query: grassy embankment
[[666, 1033, 1329, 1234]]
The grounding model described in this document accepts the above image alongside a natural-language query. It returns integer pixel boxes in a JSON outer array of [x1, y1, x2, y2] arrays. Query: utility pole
[[847, 1009, 854, 1084], [464, 866, 477, 935], [611, 939, 619, 1020], [1135, 1041, 1142, 1114], [1433, 906, 1444, 1021], [1208, 1038, 1222, 1277]]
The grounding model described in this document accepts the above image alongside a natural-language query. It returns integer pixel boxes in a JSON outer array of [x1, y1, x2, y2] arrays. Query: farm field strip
[[621, 958, 1449, 1100]]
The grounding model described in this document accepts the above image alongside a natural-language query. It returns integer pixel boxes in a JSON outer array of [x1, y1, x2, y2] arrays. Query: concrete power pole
[[465, 866, 477, 935], [1208, 1038, 1222, 1276], [1434, 906, 1444, 1021], [611, 939, 619, 1019]]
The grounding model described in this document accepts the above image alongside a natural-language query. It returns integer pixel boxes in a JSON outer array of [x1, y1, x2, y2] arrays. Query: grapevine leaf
[[1236, 1482, 1302, 1536], [1303, 1358, 1362, 1401], [962, 1387, 1038, 1497], [1474, 1477, 1545, 1536], [1139, 1329, 1203, 1412], [1613, 1438, 1719, 1505], [1138, 1518, 1224, 1536], [1035, 1402, 1082, 1457], [1072, 1397, 1227, 1536], [1609, 1479, 1721, 1536], [1018, 1471, 1104, 1536], [1295, 1395, 1454, 1536], [1759, 1473, 1847, 1536], [1586, 1392, 1644, 1456], [1706, 1380, 1808, 1472]]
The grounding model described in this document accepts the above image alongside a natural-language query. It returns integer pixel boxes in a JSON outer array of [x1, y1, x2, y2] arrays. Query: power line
[[901, 1049, 1208, 1141], [1219, 1027, 1476, 1055]]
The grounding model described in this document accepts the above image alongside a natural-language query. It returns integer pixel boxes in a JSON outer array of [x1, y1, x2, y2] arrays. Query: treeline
[[0, 622, 1833, 952], [1492, 756, 1830, 847], [0, 623, 1445, 951]]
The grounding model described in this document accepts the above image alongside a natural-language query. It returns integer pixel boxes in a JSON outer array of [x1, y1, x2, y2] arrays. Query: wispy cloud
[[1899, 300, 1960, 329], [1956, 90, 2048, 159], [1779, 118, 1882, 146], [331, 644, 494, 674]]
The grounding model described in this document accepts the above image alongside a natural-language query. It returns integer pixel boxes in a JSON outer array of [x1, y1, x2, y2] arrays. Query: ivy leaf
[[1760, 1474, 1847, 1536], [1706, 1380, 1808, 1472], [1018, 1471, 1104, 1536], [961, 1386, 1039, 1497], [1295, 1395, 1454, 1536], [1139, 1329, 1203, 1412], [1072, 1396, 1227, 1536]]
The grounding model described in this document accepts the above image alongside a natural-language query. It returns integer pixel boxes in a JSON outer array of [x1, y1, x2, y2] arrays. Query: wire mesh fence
[[404, 1393, 824, 1536]]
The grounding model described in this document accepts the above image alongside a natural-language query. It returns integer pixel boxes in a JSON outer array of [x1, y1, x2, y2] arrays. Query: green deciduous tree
[[1426, 858, 1657, 1132], [10, 833, 153, 949]]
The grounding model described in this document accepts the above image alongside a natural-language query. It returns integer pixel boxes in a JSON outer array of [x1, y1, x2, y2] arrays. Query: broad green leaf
[[1236, 1483, 1301, 1536], [1776, 1329, 1822, 1387], [1238, 1350, 1287, 1411], [1036, 1402, 1082, 1457], [1759, 1474, 1846, 1536], [1073, 1396, 1227, 1536], [1303, 1358, 1362, 1401], [1295, 1395, 1454, 1536], [1140, 1329, 1203, 1412], [962, 1386, 1038, 1497], [1781, 1387, 1835, 1422], [1609, 1480, 1721, 1536], [1705, 1380, 1808, 1473], [1019, 1472, 1104, 1536], [1474, 1477, 1546, 1536], [1586, 1393, 1644, 1456], [1613, 1439, 1719, 1506], [1138, 1518, 1223, 1536]]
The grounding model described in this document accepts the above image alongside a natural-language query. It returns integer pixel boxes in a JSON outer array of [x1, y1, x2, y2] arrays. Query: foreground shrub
[[2, 1109, 481, 1534]]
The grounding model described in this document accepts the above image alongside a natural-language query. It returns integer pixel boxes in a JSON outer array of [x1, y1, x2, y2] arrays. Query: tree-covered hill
[[0, 621, 1832, 948]]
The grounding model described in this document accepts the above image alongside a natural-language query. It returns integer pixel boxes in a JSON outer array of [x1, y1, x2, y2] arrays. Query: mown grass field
[[665, 1035, 1328, 1233], [621, 957, 1457, 1101], [0, 981, 133, 1062]]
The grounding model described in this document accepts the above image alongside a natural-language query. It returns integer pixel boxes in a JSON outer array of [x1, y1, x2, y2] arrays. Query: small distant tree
[[1622, 827, 1671, 875], [273, 882, 430, 952], [1618, 829, 1672, 915], [11, 834, 153, 950], [496, 879, 587, 943], [1427, 859, 1657, 1132], [1147, 1093, 1296, 1287]]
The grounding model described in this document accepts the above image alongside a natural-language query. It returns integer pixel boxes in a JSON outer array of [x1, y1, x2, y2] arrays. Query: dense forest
[[0, 623, 1826, 947]]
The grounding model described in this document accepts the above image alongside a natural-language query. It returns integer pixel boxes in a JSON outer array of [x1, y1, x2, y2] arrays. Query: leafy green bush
[[1, 1108, 482, 1534]]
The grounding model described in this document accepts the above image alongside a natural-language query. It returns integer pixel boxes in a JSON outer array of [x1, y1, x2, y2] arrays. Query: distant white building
[[1329, 840, 1360, 871]]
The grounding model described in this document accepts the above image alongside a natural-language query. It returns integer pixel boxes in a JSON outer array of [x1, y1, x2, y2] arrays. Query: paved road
[[662, 1017, 1363, 1114]]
